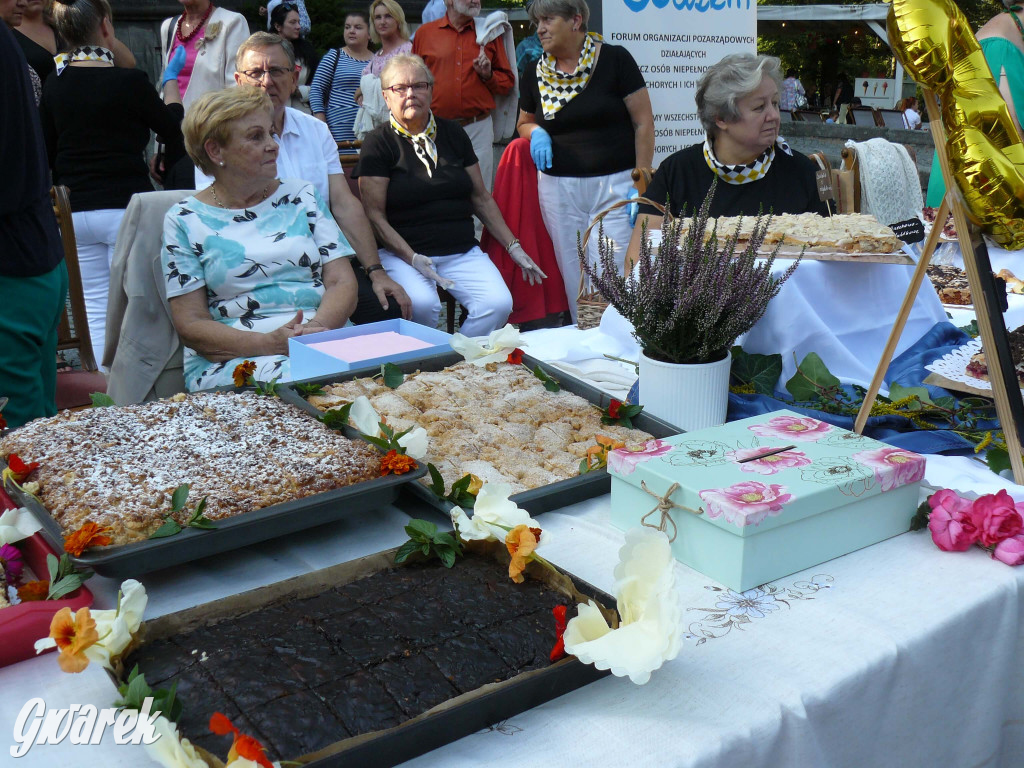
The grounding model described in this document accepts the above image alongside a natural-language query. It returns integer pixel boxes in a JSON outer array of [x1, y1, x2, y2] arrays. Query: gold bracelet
[[506, 238, 520, 253]]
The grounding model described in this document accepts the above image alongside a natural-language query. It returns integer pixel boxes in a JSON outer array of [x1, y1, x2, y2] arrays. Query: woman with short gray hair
[[627, 52, 826, 267], [518, 0, 653, 325]]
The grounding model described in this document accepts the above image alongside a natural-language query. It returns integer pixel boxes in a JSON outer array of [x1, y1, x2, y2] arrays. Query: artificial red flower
[[17, 580, 49, 602], [608, 399, 622, 419], [380, 449, 417, 476], [5, 454, 40, 483], [210, 712, 273, 768], [63, 521, 113, 557], [506, 348, 524, 365], [550, 605, 568, 662], [232, 360, 257, 388]]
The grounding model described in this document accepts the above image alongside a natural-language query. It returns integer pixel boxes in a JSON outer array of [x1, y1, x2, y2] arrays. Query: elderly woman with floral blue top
[[162, 87, 358, 390]]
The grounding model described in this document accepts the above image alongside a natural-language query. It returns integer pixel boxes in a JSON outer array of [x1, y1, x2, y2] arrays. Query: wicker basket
[[576, 194, 667, 330]]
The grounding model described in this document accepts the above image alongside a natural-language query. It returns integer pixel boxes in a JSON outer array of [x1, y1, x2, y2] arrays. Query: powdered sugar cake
[[0, 392, 380, 547], [307, 361, 654, 494]]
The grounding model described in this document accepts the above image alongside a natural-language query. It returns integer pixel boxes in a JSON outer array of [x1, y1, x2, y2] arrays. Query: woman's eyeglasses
[[385, 82, 431, 96]]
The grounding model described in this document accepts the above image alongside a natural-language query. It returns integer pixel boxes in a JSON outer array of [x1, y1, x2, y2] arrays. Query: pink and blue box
[[608, 411, 926, 591]]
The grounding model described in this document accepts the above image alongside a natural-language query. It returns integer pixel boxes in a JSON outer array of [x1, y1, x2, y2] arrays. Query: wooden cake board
[[852, 89, 1024, 484]]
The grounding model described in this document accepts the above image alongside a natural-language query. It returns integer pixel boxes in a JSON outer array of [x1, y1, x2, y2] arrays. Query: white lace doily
[[925, 339, 993, 391]]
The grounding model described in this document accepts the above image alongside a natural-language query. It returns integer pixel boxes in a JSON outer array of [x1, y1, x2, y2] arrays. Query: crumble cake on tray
[[0, 392, 381, 548]]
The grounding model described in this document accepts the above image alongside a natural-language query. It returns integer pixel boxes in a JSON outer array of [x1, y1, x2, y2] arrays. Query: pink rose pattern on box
[[608, 439, 674, 476], [699, 481, 794, 527], [850, 446, 924, 491], [725, 447, 811, 476], [749, 415, 833, 442]]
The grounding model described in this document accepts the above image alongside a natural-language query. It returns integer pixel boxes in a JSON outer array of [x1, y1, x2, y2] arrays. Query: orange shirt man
[[412, 0, 514, 189]]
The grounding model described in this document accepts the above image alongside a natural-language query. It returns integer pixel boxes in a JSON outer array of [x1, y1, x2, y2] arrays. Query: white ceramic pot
[[638, 349, 732, 433]]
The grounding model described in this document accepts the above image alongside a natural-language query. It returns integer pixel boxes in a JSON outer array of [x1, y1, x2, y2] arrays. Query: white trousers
[[72, 208, 125, 370], [462, 117, 495, 192], [378, 246, 512, 337], [537, 169, 633, 324]]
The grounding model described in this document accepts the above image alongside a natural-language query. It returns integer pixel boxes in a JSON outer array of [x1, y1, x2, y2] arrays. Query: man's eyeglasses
[[241, 67, 294, 82], [385, 82, 431, 96]]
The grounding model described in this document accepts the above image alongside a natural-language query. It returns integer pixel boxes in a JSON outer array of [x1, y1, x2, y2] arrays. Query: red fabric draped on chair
[[481, 138, 568, 324]]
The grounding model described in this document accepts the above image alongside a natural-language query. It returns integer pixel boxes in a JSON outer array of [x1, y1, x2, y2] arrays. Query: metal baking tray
[[117, 541, 615, 768], [281, 351, 681, 516], [2, 442, 426, 581]]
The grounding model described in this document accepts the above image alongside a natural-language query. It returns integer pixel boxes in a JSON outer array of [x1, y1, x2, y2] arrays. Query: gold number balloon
[[888, 0, 1024, 248]]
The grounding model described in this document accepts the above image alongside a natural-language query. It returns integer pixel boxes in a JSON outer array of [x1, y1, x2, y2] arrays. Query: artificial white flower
[[451, 482, 543, 542], [348, 396, 428, 458], [450, 324, 525, 366], [397, 426, 428, 460], [143, 714, 208, 768], [562, 526, 681, 684], [0, 506, 42, 546], [348, 396, 380, 436]]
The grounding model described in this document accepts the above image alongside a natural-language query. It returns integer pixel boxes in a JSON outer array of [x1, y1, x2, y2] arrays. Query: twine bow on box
[[638, 480, 702, 543]]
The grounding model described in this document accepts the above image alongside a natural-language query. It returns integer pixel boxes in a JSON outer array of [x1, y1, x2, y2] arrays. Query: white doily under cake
[[925, 339, 992, 392]]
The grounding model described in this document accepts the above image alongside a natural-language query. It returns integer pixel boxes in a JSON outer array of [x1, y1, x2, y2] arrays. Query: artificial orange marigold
[[585, 435, 626, 471], [17, 580, 50, 602], [380, 449, 417, 476], [233, 360, 257, 387], [63, 521, 112, 557], [506, 524, 541, 584], [48, 606, 99, 673]]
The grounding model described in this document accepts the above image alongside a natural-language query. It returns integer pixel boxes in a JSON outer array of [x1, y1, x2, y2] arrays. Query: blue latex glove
[[627, 187, 639, 227], [529, 127, 553, 171], [162, 46, 186, 86]]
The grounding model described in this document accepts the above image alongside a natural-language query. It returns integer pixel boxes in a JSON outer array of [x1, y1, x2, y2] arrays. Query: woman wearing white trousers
[[517, 0, 653, 324], [42, 0, 184, 366], [356, 54, 545, 336]]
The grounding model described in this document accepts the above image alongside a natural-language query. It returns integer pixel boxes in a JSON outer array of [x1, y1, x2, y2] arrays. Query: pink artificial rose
[[970, 490, 1024, 547], [993, 534, 1024, 566], [926, 489, 978, 552], [699, 481, 793, 527], [851, 446, 926, 492], [748, 415, 833, 442], [608, 439, 673, 476], [726, 446, 811, 475]]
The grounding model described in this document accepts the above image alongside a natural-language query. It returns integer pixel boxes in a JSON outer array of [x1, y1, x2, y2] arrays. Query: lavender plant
[[580, 180, 800, 365]]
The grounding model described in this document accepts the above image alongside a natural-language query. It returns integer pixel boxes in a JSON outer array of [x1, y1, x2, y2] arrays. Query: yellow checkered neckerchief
[[54, 46, 115, 77], [702, 137, 792, 185], [537, 32, 603, 120], [390, 113, 438, 177]]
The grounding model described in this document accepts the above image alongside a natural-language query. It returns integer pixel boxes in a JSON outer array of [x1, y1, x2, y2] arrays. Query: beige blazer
[[104, 190, 191, 405], [160, 7, 250, 112]]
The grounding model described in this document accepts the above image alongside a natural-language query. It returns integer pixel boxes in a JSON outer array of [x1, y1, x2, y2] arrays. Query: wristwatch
[[365, 264, 386, 276]]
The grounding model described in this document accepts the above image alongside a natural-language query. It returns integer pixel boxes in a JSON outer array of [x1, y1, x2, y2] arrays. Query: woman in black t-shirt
[[355, 54, 545, 336], [518, 0, 654, 325], [625, 53, 827, 269], [42, 0, 184, 368]]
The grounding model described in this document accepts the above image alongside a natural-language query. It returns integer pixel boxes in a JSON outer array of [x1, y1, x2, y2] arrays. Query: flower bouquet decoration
[[914, 488, 1024, 564], [579, 180, 799, 430]]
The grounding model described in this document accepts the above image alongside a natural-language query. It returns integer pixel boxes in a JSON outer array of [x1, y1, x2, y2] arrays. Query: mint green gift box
[[608, 410, 926, 591]]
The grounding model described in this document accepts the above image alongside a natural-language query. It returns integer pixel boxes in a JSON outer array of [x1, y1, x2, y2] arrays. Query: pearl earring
[[219, 161, 225, 167]]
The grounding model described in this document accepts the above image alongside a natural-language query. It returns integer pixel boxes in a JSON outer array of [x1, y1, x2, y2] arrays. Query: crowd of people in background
[[2, 0, 929, 428]]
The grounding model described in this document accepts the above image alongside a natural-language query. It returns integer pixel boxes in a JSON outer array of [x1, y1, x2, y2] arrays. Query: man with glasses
[[412, 0, 515, 190], [196, 32, 410, 324]]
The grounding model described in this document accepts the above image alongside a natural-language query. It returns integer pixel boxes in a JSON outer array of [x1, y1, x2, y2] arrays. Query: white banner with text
[[603, 0, 757, 166]]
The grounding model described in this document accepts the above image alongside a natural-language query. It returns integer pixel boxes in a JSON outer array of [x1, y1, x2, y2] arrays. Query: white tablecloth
[[3, 494, 1022, 768]]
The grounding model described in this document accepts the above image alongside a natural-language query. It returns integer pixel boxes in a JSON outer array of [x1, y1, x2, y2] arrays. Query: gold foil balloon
[[888, 0, 1024, 249]]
